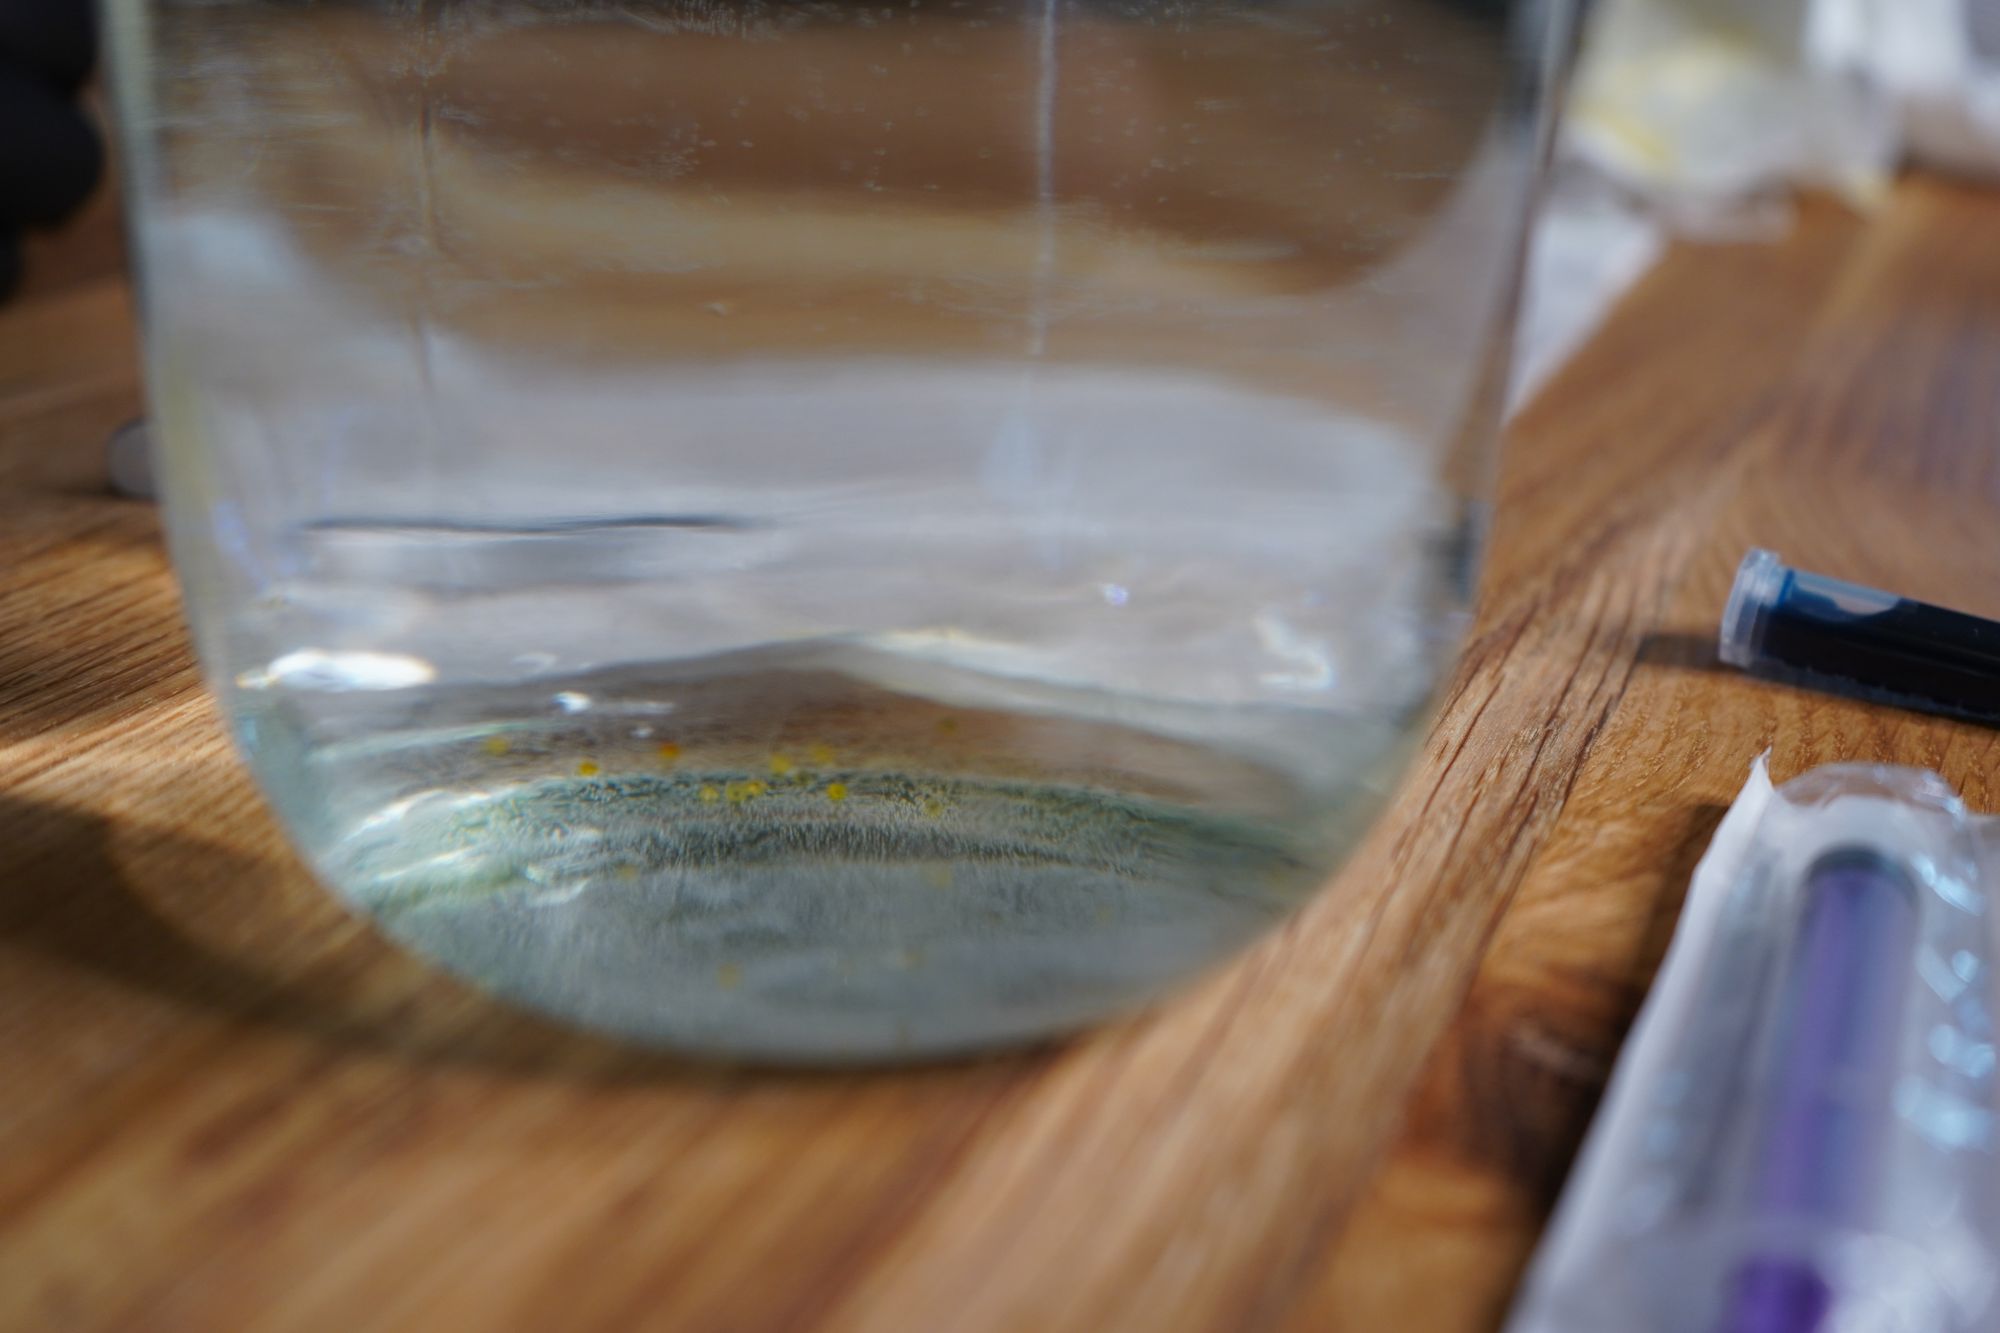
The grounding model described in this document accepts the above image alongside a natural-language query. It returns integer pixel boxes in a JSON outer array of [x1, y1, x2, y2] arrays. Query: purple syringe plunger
[[1715, 847, 1917, 1333]]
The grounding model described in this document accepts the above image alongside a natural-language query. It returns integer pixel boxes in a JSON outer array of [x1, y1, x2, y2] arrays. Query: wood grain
[[5, 175, 2000, 1332]]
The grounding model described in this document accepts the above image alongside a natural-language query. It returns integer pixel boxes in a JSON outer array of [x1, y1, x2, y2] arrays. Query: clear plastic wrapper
[[1510, 757, 2000, 1333]]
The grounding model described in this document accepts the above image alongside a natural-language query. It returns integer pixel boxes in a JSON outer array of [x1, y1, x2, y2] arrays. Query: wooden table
[[5, 175, 1999, 1332]]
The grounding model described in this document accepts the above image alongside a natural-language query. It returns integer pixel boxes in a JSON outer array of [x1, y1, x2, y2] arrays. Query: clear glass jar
[[106, 0, 1573, 1059]]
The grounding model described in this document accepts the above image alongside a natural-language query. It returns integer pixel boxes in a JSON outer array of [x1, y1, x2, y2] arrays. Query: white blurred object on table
[[1511, 0, 2000, 417]]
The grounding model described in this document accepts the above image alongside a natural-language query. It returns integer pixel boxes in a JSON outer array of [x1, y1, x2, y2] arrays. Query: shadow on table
[[0, 792, 1037, 1087], [1451, 797, 1730, 1217], [1640, 627, 2000, 732], [1633, 631, 1728, 673]]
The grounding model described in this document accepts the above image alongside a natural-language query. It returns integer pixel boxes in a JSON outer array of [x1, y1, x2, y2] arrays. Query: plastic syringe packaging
[[1510, 758, 2000, 1333]]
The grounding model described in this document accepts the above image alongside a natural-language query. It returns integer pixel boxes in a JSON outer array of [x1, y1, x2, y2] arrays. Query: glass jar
[[106, 0, 1574, 1059]]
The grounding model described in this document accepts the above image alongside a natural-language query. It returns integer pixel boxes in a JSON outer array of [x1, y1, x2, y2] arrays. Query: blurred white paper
[[1815, 0, 2000, 180], [1510, 185, 1665, 412], [1564, 0, 1899, 224], [1506, 0, 2000, 412], [1566, 0, 2000, 218]]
